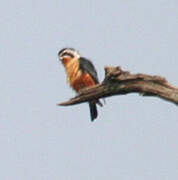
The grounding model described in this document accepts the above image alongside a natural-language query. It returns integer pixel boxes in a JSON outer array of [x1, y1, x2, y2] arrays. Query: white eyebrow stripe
[[61, 49, 81, 59]]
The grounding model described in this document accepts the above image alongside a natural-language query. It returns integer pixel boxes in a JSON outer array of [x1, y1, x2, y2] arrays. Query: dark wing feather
[[79, 57, 99, 83]]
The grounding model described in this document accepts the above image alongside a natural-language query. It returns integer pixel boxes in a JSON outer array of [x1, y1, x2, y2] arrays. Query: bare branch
[[58, 66, 178, 106]]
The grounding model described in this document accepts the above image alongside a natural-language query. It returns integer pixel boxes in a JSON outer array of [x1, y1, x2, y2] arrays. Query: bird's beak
[[58, 55, 63, 61]]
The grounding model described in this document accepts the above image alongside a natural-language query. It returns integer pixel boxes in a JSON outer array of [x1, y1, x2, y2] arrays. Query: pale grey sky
[[1, 0, 178, 179]]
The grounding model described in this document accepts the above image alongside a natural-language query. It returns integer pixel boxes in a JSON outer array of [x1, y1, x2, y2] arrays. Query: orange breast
[[72, 73, 97, 92]]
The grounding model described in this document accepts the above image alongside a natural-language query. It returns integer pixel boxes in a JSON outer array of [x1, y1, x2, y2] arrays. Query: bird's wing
[[79, 57, 99, 83]]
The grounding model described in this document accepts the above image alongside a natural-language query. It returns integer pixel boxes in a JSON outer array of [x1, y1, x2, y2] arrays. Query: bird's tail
[[89, 102, 98, 122]]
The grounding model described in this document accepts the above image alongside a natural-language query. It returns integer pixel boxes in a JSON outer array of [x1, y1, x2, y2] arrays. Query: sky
[[1, 0, 178, 179]]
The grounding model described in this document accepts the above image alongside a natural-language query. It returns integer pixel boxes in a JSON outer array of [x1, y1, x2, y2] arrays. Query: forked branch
[[58, 66, 178, 106]]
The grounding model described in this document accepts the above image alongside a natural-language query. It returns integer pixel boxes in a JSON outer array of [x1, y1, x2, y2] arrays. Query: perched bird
[[58, 48, 102, 121]]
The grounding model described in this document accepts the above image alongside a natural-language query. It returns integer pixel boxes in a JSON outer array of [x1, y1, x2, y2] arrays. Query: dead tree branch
[[58, 66, 178, 106]]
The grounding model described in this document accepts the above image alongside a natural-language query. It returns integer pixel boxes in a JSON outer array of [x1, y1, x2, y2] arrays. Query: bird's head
[[58, 48, 80, 65]]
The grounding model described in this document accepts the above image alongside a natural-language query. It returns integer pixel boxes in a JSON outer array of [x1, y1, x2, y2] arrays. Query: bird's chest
[[65, 60, 95, 92], [66, 60, 82, 85]]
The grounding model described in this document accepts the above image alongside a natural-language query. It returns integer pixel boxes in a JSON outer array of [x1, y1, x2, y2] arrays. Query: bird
[[58, 48, 102, 121]]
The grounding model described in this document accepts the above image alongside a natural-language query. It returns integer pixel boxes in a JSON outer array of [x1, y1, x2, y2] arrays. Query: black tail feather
[[89, 102, 98, 121]]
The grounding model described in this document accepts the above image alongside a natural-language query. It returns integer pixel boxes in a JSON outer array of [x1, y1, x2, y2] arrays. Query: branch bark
[[58, 66, 178, 106]]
